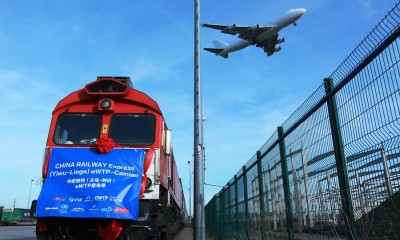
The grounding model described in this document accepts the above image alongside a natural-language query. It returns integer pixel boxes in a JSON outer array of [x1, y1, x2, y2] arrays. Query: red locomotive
[[33, 76, 187, 240]]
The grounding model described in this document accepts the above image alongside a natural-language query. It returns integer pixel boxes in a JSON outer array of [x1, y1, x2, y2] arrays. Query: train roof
[[53, 77, 162, 115]]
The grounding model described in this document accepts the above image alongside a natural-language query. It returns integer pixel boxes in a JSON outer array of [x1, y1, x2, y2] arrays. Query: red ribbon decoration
[[98, 220, 124, 240], [95, 137, 115, 154]]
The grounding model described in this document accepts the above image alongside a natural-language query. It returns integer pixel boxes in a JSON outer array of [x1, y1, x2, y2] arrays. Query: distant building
[[1, 208, 13, 221], [1, 207, 30, 221]]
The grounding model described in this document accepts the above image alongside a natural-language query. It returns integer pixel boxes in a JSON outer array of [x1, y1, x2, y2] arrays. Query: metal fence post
[[278, 126, 295, 240], [220, 189, 225, 238], [211, 196, 216, 238], [242, 166, 249, 240], [206, 197, 213, 237], [205, 198, 209, 235], [227, 183, 232, 238], [257, 151, 267, 240], [234, 175, 239, 237], [324, 77, 358, 240]]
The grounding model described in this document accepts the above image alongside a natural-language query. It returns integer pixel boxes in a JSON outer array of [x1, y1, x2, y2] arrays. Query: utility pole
[[27, 179, 34, 209], [188, 160, 192, 223], [194, 0, 205, 239]]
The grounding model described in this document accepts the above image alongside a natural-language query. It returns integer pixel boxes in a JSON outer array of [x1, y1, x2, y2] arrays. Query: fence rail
[[205, 2, 400, 240]]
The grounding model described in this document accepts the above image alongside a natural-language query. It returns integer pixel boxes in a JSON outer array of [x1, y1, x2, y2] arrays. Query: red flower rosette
[[95, 137, 115, 154]]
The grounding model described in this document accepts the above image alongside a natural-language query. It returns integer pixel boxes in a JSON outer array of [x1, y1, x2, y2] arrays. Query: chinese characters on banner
[[36, 148, 144, 220]]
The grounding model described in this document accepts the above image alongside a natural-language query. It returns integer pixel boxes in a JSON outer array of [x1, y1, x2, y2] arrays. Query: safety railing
[[205, 2, 400, 239]]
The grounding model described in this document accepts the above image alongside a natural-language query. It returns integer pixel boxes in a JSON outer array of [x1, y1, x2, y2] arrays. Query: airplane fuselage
[[220, 39, 252, 56], [203, 8, 306, 58], [257, 8, 305, 42]]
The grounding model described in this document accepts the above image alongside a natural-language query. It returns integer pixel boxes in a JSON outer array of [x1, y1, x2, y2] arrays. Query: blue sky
[[0, 0, 397, 211]]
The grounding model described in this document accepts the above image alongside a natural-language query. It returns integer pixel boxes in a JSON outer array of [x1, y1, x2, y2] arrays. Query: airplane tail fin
[[213, 40, 229, 49], [203, 40, 229, 58], [204, 48, 228, 58]]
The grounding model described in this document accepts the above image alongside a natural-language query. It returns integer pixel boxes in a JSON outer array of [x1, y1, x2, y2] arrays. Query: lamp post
[[194, 0, 205, 238], [188, 160, 192, 223], [27, 179, 34, 209]]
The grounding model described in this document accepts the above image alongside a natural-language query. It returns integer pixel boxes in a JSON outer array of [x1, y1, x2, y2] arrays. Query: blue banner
[[36, 148, 144, 220]]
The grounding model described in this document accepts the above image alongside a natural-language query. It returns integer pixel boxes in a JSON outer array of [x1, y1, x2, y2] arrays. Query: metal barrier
[[205, 2, 400, 240]]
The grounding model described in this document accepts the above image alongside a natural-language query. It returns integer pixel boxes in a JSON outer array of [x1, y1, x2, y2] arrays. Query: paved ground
[[0, 226, 36, 240], [1, 225, 209, 240], [174, 226, 193, 240]]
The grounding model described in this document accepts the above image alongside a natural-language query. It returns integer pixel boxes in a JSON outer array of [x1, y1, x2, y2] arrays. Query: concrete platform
[[174, 226, 193, 240]]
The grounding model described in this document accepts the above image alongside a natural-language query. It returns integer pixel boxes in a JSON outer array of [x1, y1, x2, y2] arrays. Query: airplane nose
[[298, 8, 306, 15]]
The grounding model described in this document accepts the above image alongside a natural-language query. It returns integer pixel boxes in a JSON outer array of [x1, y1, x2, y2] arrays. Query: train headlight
[[100, 99, 111, 109], [98, 99, 115, 112]]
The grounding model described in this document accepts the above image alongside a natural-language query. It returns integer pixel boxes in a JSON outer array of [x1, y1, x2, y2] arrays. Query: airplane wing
[[256, 34, 283, 56], [202, 23, 249, 35], [237, 25, 274, 42], [202, 23, 272, 37]]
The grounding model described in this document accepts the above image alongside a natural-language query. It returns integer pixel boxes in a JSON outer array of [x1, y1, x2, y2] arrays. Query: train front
[[34, 77, 171, 240]]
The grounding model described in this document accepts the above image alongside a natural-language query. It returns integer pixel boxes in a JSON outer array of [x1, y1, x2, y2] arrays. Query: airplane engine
[[274, 46, 281, 52], [223, 24, 237, 34], [250, 24, 260, 31], [276, 38, 285, 44]]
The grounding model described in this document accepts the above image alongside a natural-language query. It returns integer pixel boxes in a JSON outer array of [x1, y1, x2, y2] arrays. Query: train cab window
[[109, 114, 155, 146], [53, 113, 101, 145]]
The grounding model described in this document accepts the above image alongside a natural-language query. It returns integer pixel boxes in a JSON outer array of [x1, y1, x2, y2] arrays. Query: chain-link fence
[[205, 2, 400, 240]]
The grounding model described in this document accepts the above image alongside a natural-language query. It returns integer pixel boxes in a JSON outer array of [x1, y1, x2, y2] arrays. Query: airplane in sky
[[202, 8, 306, 58]]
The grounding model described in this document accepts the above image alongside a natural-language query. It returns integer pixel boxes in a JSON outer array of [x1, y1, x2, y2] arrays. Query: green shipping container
[[1, 208, 13, 221], [12, 208, 30, 220]]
